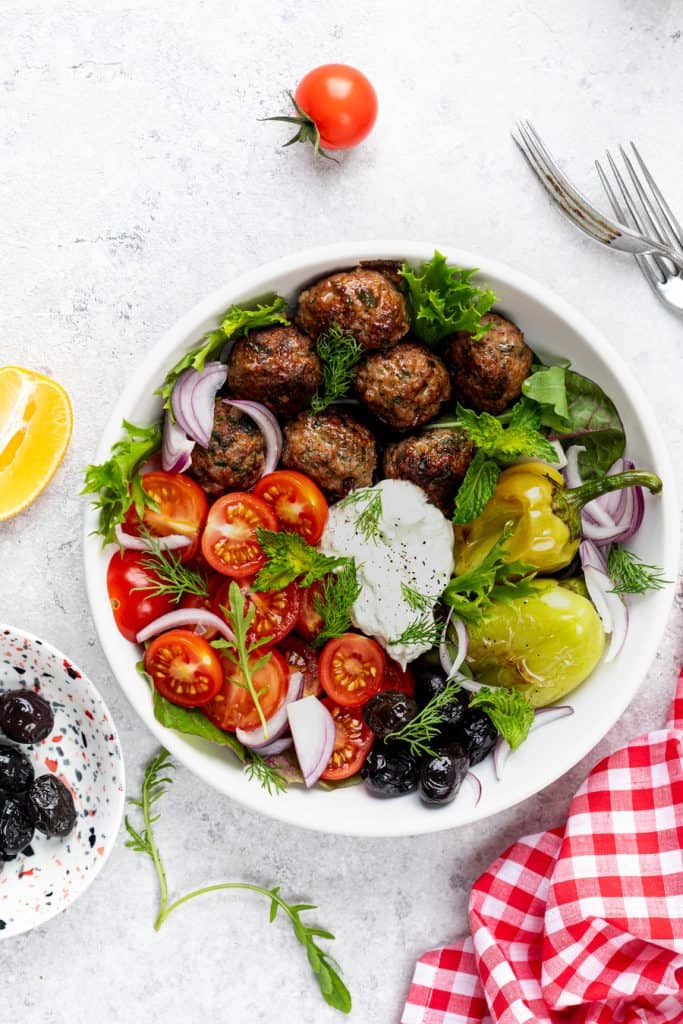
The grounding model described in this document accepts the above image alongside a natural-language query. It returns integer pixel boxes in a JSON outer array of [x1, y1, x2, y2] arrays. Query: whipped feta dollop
[[319, 479, 455, 668]]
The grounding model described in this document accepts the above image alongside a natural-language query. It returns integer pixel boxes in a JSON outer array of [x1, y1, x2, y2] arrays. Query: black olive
[[27, 775, 77, 838], [0, 744, 34, 793], [0, 691, 54, 744], [0, 795, 34, 856], [419, 743, 469, 805], [434, 690, 471, 744], [361, 742, 419, 797], [452, 708, 498, 765], [413, 664, 448, 709], [362, 691, 418, 738]]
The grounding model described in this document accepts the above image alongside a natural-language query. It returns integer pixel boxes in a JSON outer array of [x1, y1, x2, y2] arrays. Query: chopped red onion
[[287, 696, 336, 788], [136, 608, 235, 645], [224, 399, 283, 476], [171, 362, 227, 448], [439, 610, 468, 680], [114, 523, 191, 552], [161, 411, 195, 473], [236, 671, 304, 749]]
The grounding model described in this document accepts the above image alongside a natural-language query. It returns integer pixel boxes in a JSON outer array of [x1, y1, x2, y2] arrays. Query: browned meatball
[[226, 324, 322, 420], [383, 428, 475, 515], [189, 401, 265, 496], [296, 268, 410, 351], [445, 312, 533, 414], [282, 410, 377, 502], [354, 341, 452, 432]]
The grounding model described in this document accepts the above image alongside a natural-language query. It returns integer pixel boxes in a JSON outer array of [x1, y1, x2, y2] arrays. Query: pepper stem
[[564, 470, 662, 511]]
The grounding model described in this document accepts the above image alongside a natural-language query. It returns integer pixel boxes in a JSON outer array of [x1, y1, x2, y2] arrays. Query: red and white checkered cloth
[[402, 668, 683, 1024]]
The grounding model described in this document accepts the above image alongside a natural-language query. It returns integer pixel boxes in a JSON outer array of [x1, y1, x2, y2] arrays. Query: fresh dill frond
[[135, 530, 209, 604], [607, 545, 670, 595], [390, 613, 442, 649], [400, 583, 435, 614], [312, 562, 361, 647], [339, 487, 383, 543], [310, 322, 363, 413], [386, 677, 462, 757], [243, 751, 288, 795]]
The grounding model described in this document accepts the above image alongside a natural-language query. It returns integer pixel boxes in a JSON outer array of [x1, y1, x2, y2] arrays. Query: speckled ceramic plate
[[0, 625, 125, 937], [83, 241, 678, 837]]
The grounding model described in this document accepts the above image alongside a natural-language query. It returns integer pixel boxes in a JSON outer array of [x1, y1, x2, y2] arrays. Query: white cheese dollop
[[319, 479, 455, 668]]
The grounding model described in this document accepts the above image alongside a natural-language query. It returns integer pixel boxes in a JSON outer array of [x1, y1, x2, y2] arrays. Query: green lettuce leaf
[[399, 251, 496, 347]]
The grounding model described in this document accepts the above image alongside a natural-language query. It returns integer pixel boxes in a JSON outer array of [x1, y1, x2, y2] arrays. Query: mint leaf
[[399, 251, 496, 347], [454, 398, 558, 463], [469, 686, 534, 750], [453, 452, 500, 525]]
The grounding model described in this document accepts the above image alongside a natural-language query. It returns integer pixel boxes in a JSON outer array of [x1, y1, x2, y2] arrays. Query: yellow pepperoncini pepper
[[455, 461, 662, 575]]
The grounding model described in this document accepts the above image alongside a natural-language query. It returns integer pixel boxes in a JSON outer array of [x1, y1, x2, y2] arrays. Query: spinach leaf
[[521, 365, 569, 420], [540, 370, 625, 478], [152, 689, 246, 762]]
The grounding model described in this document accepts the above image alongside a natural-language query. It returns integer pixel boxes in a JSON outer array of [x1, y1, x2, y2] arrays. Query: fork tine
[[619, 145, 673, 247], [604, 151, 668, 279], [596, 159, 664, 289], [629, 142, 683, 248]]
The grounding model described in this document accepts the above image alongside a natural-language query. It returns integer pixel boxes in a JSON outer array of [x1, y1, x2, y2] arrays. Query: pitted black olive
[[0, 690, 54, 744], [361, 742, 419, 797], [362, 691, 418, 738], [452, 708, 498, 765], [413, 664, 448, 709], [0, 744, 34, 793], [419, 743, 469, 805], [27, 775, 77, 838], [0, 795, 34, 856]]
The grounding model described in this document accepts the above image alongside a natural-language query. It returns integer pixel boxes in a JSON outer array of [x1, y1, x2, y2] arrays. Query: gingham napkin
[[402, 668, 683, 1024]]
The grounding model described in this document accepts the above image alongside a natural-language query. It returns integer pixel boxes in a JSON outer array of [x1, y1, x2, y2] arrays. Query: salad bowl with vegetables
[[83, 242, 677, 837]]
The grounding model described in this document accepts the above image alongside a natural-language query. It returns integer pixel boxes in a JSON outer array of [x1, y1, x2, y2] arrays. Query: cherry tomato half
[[213, 577, 300, 651], [295, 64, 378, 150], [202, 649, 288, 733], [295, 578, 325, 641], [382, 658, 415, 697], [107, 549, 176, 642], [144, 629, 223, 707], [252, 470, 328, 544], [125, 471, 208, 563], [318, 633, 385, 708], [320, 698, 374, 781], [279, 635, 321, 698], [201, 492, 278, 578]]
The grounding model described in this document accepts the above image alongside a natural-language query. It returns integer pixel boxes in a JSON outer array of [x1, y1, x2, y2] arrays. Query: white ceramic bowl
[[83, 241, 678, 837], [0, 625, 125, 936]]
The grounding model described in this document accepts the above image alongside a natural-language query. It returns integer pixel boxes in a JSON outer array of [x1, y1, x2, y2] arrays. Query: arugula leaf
[[399, 251, 496, 347], [540, 370, 625, 478], [82, 419, 162, 545], [469, 686, 534, 750], [607, 546, 671, 595], [521, 365, 569, 420], [313, 562, 362, 647], [252, 529, 350, 591], [152, 689, 246, 761], [453, 398, 558, 463], [443, 526, 537, 624], [453, 452, 500, 525], [157, 296, 289, 409], [311, 323, 363, 413]]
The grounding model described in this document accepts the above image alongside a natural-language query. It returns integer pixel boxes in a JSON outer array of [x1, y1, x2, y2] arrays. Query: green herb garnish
[[443, 525, 537, 624], [521, 364, 569, 420], [157, 296, 289, 409], [135, 530, 209, 604], [399, 251, 496, 347], [469, 686, 534, 750], [252, 529, 350, 591], [391, 613, 442, 649], [386, 677, 462, 757], [243, 750, 289, 795], [452, 452, 501, 525], [82, 419, 162, 545], [313, 562, 362, 647], [607, 546, 671, 595], [400, 583, 435, 614], [126, 749, 351, 1013], [311, 323, 363, 413], [151, 687, 246, 761], [338, 487, 383, 543], [214, 582, 273, 737], [439, 398, 558, 464]]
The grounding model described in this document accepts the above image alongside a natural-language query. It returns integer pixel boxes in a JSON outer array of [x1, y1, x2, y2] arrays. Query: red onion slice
[[287, 696, 336, 788], [439, 610, 468, 680], [250, 736, 293, 757], [171, 368, 205, 445], [162, 411, 195, 473], [580, 541, 628, 662], [171, 362, 227, 449], [115, 524, 191, 552], [464, 771, 482, 806], [224, 399, 283, 476], [567, 448, 646, 545], [236, 671, 304, 749], [136, 608, 235, 645], [494, 704, 575, 780], [564, 444, 586, 488]]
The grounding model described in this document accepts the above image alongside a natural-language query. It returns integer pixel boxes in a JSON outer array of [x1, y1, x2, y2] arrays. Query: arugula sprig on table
[[443, 526, 537, 624], [399, 251, 496, 346], [82, 419, 162, 545], [311, 323, 363, 413], [126, 749, 351, 1014]]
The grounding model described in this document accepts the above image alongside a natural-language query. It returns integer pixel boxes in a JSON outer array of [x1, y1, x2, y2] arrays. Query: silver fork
[[595, 145, 683, 314], [513, 120, 683, 269]]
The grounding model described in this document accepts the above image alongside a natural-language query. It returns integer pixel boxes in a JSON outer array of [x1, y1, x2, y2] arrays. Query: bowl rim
[[0, 622, 126, 936], [82, 239, 678, 837]]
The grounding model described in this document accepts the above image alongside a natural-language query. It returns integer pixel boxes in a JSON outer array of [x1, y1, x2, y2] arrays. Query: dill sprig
[[386, 678, 462, 757], [126, 749, 351, 1014], [339, 487, 384, 543], [391, 613, 443, 649], [311, 323, 363, 413], [607, 545, 670, 595], [243, 750, 288, 795], [313, 562, 361, 647], [134, 529, 209, 604], [400, 583, 435, 614]]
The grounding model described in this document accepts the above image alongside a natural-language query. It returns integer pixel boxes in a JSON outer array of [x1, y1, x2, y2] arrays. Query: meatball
[[445, 312, 533, 414], [354, 341, 451, 431], [296, 268, 409, 351], [227, 324, 322, 420], [282, 410, 377, 501], [383, 428, 474, 514], [190, 401, 265, 495]]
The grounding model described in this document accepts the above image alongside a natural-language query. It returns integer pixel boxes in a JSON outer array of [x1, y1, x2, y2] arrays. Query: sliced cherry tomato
[[382, 658, 415, 697], [144, 629, 223, 707], [279, 635, 321, 698], [203, 649, 288, 732], [318, 633, 385, 708], [320, 698, 374, 781], [295, 64, 378, 151], [201, 492, 278, 578], [107, 549, 175, 642], [252, 470, 328, 544], [124, 471, 208, 562], [213, 577, 300, 651], [295, 578, 325, 641], [178, 572, 224, 642]]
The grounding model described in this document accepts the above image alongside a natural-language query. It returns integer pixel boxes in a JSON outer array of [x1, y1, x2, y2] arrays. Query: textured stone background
[[1, 1, 682, 1021]]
